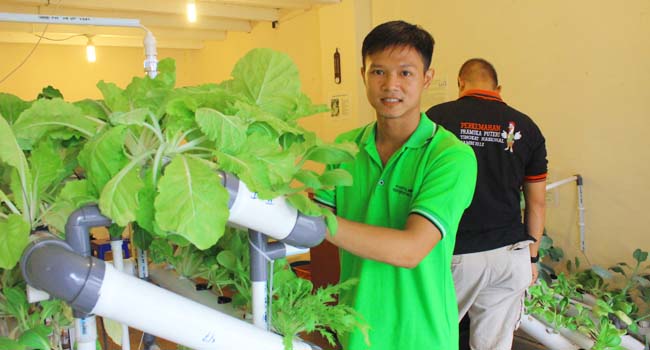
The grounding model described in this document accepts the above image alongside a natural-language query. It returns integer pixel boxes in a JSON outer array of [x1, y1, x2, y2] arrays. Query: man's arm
[[523, 181, 546, 282], [326, 214, 442, 269]]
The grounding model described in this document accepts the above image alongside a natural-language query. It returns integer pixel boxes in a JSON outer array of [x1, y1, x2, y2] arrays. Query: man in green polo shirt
[[314, 21, 477, 349]]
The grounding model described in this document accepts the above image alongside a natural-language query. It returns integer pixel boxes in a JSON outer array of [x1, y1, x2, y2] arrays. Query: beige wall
[[371, 0, 650, 268], [0, 43, 204, 101]]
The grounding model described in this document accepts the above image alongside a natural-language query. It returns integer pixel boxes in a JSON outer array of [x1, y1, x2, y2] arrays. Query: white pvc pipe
[[148, 265, 238, 317], [136, 248, 149, 278], [93, 264, 312, 350], [0, 12, 141, 27], [518, 314, 579, 350], [228, 180, 298, 241], [110, 240, 131, 350], [545, 176, 578, 191], [251, 281, 268, 330], [74, 316, 98, 350], [577, 182, 586, 252]]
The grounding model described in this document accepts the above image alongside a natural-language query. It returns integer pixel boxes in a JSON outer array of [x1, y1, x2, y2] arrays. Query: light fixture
[[85, 35, 96, 63], [187, 0, 197, 23]]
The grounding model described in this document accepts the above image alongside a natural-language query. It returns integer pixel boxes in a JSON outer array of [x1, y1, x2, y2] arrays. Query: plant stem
[[0, 190, 21, 216]]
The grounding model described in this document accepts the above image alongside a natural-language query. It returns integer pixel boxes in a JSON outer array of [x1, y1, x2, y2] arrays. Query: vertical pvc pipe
[[249, 231, 269, 330], [576, 175, 586, 252], [74, 316, 98, 350], [110, 239, 130, 350]]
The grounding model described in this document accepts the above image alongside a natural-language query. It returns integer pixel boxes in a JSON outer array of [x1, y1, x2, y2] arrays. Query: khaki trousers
[[452, 241, 533, 350]]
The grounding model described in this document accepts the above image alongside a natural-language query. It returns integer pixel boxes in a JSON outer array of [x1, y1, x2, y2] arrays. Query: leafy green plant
[[70, 49, 355, 253], [0, 285, 72, 350], [271, 274, 368, 350], [537, 230, 565, 283], [0, 93, 102, 269]]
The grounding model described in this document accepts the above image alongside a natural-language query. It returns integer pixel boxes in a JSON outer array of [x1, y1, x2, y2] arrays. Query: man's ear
[[423, 68, 434, 88], [457, 77, 466, 94], [360, 66, 366, 85], [496, 85, 502, 93]]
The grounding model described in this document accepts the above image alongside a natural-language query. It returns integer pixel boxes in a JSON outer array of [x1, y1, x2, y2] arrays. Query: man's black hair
[[362, 20, 435, 71], [458, 58, 499, 87]]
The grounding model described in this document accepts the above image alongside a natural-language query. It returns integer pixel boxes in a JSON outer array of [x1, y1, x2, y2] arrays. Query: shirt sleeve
[[524, 126, 548, 182], [410, 145, 478, 239]]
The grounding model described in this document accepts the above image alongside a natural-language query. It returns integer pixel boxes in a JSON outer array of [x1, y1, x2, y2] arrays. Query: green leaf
[[109, 108, 150, 126], [633, 249, 648, 263], [0, 117, 31, 177], [12, 98, 101, 149], [43, 179, 97, 233], [0, 215, 30, 269], [37, 85, 63, 100], [0, 117, 33, 219], [592, 265, 613, 280], [103, 318, 124, 347], [0, 337, 26, 350], [97, 81, 130, 112], [319, 168, 353, 187], [99, 163, 144, 227], [30, 138, 66, 196], [18, 325, 52, 350], [305, 142, 357, 164], [610, 266, 627, 276], [108, 223, 125, 239], [216, 133, 298, 198], [195, 108, 247, 153], [228, 48, 301, 119], [78, 125, 129, 193], [154, 155, 229, 249], [324, 211, 338, 236], [73, 99, 109, 121], [132, 222, 153, 250], [4, 286, 28, 320], [0, 93, 31, 125], [294, 170, 321, 189], [135, 170, 156, 234], [163, 96, 199, 137]]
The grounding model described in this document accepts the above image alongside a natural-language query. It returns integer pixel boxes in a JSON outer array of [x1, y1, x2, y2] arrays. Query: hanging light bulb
[[187, 0, 197, 23], [85, 36, 96, 63]]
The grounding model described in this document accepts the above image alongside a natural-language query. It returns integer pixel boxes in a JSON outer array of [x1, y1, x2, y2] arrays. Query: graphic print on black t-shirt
[[457, 121, 522, 152]]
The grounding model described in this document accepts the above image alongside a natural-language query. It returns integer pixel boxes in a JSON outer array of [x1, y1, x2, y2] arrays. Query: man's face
[[362, 46, 433, 121]]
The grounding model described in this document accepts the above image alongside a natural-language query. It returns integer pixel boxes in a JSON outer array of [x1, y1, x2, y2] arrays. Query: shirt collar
[[360, 113, 436, 150], [460, 89, 504, 103]]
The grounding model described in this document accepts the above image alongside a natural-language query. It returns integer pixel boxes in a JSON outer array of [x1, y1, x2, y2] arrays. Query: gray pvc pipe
[[20, 232, 105, 315], [65, 204, 112, 257], [280, 213, 326, 248]]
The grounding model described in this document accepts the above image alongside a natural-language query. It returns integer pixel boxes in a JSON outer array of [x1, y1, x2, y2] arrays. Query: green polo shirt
[[315, 113, 477, 350]]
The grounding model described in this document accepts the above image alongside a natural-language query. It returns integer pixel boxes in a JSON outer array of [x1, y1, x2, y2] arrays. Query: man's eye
[[372, 70, 384, 75], [401, 71, 413, 77]]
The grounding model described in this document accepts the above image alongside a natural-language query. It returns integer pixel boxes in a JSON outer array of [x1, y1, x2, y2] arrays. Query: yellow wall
[[370, 0, 650, 268], [0, 9, 325, 107], [0, 43, 203, 101]]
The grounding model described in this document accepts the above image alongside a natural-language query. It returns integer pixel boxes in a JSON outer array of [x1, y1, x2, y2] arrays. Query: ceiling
[[0, 0, 340, 49]]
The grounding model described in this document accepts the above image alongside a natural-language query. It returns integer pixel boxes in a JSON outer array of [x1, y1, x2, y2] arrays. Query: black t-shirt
[[426, 90, 548, 254]]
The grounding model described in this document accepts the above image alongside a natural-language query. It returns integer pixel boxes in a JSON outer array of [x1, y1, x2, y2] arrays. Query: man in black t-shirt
[[427, 58, 547, 350]]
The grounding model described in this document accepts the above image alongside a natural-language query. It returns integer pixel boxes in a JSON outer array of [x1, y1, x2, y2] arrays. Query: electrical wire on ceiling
[[32, 32, 87, 41], [0, 0, 63, 85]]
